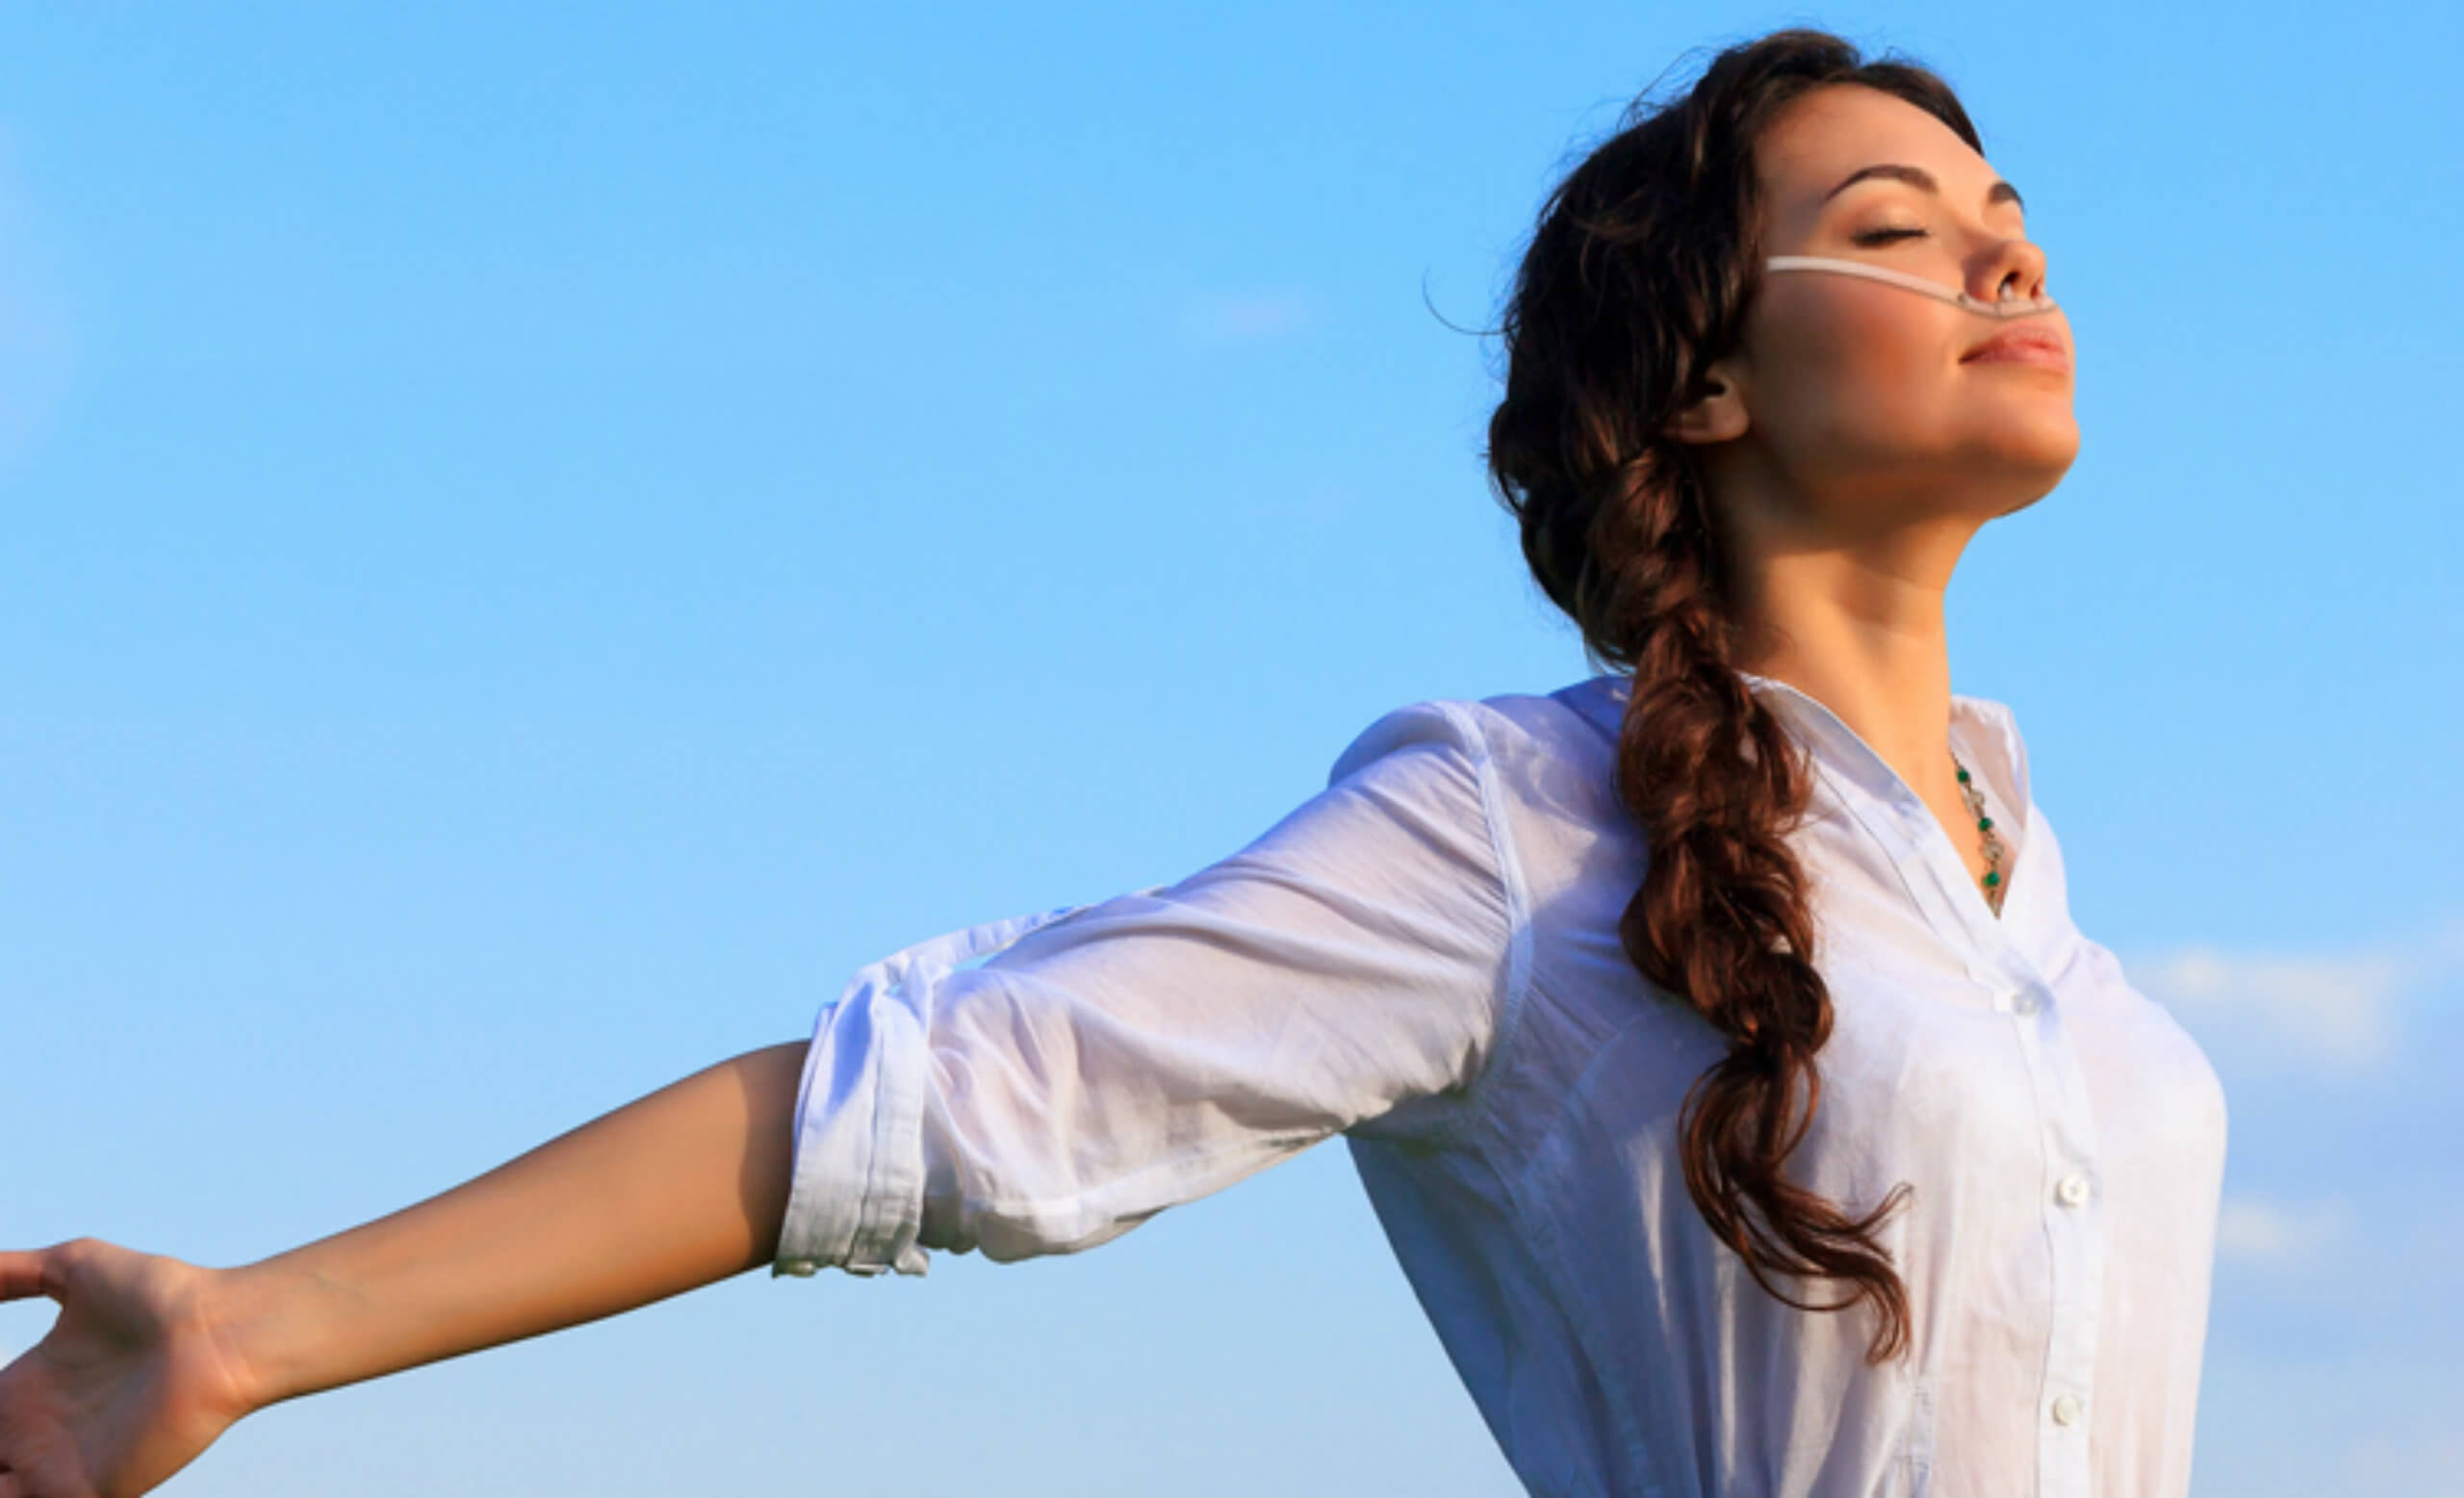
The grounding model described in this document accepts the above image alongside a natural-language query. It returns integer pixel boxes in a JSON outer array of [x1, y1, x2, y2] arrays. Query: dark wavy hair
[[1485, 28, 1984, 1367]]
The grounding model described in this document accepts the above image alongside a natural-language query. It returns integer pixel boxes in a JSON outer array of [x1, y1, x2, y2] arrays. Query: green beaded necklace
[[1952, 753, 2007, 916]]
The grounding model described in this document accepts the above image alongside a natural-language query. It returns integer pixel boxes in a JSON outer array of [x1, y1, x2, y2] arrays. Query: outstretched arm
[[223, 1038, 809, 1407], [0, 1039, 808, 1498]]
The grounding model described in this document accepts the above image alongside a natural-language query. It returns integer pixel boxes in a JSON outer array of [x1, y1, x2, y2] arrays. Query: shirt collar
[[1562, 668, 2033, 844], [1558, 667, 2046, 959]]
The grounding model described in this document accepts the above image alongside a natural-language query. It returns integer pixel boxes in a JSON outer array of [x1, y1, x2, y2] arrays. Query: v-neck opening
[[1948, 710, 2028, 924], [1741, 670, 2034, 938]]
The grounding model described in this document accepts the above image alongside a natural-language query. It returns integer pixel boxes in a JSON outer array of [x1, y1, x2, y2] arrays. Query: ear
[[1663, 360, 1750, 446]]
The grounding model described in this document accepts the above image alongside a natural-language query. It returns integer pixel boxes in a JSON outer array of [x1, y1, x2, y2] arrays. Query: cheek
[[1792, 297, 1946, 406], [1749, 295, 1965, 463]]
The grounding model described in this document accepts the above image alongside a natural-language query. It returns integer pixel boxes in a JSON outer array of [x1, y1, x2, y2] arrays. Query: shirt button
[[778, 1258, 818, 1277], [2051, 1392, 2083, 1426], [2009, 990, 2041, 1015], [2057, 1174, 2092, 1207]]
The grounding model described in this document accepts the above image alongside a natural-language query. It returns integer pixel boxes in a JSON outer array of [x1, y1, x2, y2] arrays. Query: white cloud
[[2140, 946, 2409, 1068], [1179, 292, 1319, 345], [2124, 917, 2463, 1075], [2215, 1192, 2355, 1268]]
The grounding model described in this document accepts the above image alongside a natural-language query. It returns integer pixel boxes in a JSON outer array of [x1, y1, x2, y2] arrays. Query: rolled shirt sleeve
[[772, 698, 1527, 1278]]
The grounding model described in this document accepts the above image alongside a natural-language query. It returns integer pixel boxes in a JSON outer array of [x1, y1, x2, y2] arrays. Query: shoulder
[[1327, 675, 1624, 789], [1321, 679, 1631, 899]]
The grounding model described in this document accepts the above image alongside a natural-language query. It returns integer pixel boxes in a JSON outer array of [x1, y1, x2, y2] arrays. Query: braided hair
[[1484, 27, 1986, 1367]]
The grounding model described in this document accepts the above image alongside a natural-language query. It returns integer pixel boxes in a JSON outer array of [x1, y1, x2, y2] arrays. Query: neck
[[1724, 517, 1975, 796]]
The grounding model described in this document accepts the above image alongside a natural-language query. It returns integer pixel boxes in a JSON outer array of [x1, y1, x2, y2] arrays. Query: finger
[[0, 1252, 59, 1305]]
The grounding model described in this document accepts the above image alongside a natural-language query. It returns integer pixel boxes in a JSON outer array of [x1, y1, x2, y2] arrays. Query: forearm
[[215, 1039, 810, 1409]]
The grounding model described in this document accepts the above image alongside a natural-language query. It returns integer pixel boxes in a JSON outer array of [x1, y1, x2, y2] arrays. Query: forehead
[[1755, 84, 1994, 232]]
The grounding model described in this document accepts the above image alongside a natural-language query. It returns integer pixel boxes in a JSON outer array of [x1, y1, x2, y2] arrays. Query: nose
[[1975, 237, 2050, 305]]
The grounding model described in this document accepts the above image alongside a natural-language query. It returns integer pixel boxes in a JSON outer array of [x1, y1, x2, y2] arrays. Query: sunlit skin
[[1663, 82, 2080, 899]]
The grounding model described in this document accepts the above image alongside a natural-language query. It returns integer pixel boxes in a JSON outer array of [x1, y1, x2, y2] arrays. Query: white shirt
[[773, 672, 2231, 1498]]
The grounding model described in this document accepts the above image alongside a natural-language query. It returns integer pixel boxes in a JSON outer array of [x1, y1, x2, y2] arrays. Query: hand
[[0, 1239, 262, 1498]]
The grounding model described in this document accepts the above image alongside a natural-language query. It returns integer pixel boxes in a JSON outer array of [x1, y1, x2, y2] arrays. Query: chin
[[1966, 411, 2080, 503], [1993, 447, 2078, 515]]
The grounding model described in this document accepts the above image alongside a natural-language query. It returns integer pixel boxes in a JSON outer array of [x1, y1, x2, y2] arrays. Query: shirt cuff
[[771, 952, 935, 1279]]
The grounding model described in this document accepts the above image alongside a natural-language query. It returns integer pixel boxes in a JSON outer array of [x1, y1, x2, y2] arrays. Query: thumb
[[0, 1243, 78, 1305]]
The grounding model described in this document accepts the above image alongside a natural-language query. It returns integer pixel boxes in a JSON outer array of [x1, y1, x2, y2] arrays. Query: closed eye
[[1852, 226, 1930, 245]]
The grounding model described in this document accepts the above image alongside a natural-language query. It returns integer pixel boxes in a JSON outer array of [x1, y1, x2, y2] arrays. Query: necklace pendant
[[1952, 750, 2006, 916]]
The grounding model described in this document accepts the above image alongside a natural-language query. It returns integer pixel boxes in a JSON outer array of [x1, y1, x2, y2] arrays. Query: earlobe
[[1664, 374, 1750, 446]]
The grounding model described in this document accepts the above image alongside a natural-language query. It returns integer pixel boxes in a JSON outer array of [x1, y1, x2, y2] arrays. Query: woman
[[0, 28, 2227, 1498]]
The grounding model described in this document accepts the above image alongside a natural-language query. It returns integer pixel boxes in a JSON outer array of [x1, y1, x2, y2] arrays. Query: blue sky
[[2, 2, 2457, 1494]]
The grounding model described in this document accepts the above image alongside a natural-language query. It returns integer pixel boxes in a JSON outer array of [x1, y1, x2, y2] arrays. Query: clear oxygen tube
[[1762, 255, 2059, 320]]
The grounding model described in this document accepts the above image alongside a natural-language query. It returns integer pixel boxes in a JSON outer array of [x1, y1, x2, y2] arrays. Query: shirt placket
[[1999, 943, 2109, 1498], [1812, 751, 2110, 1498]]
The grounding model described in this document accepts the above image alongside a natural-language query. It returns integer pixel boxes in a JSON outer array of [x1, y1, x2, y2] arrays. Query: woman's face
[[1681, 83, 2079, 535]]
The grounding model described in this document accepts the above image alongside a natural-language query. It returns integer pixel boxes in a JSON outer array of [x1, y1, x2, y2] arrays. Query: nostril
[[1998, 269, 2046, 305]]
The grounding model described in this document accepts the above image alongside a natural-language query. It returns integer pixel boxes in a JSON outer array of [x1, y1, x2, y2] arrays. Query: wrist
[[205, 1260, 346, 1413]]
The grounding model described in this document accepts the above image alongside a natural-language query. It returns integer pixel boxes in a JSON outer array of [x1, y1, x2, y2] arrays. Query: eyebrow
[[1823, 163, 2025, 213]]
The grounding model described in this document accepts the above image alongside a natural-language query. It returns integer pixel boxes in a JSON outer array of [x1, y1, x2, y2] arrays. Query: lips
[[1962, 326, 2069, 368]]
